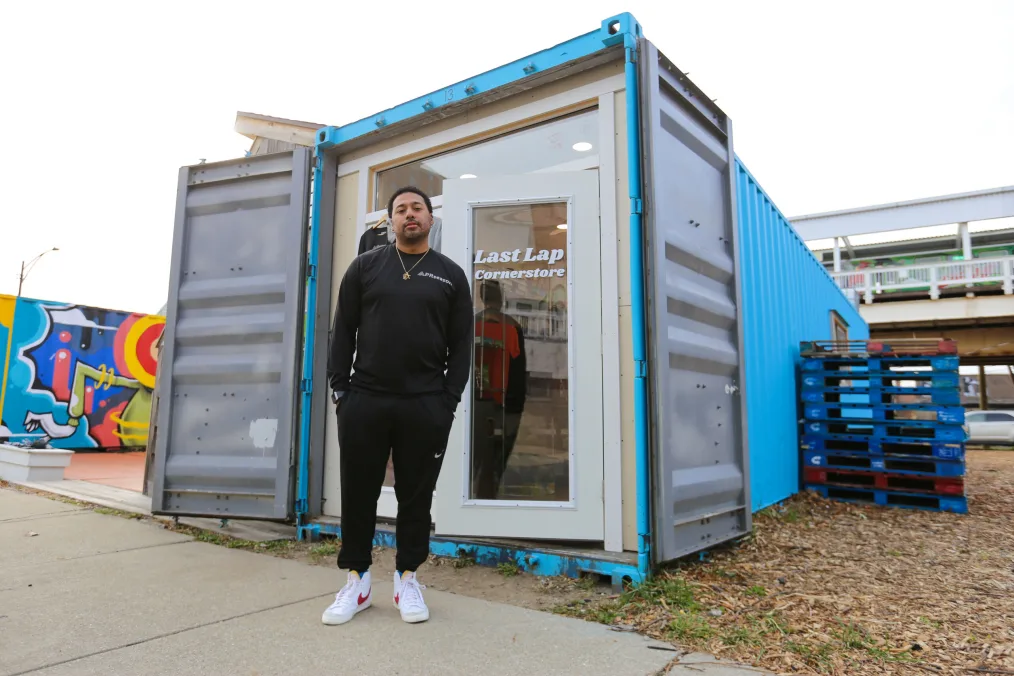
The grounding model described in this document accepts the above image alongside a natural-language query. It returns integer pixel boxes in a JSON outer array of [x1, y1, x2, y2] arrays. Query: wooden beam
[[234, 114, 320, 147]]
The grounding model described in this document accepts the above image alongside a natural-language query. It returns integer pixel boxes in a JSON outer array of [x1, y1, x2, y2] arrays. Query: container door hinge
[[314, 155, 323, 170], [295, 498, 308, 515], [630, 198, 643, 215], [300, 378, 312, 393], [307, 263, 317, 280], [634, 359, 647, 378]]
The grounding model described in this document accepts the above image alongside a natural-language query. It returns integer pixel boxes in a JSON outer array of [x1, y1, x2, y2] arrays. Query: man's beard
[[400, 223, 429, 241]]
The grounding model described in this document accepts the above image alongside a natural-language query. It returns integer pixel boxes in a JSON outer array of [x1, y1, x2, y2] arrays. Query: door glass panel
[[470, 203, 570, 502]]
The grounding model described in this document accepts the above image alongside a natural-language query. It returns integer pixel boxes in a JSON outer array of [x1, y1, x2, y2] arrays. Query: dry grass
[[558, 450, 1014, 675]]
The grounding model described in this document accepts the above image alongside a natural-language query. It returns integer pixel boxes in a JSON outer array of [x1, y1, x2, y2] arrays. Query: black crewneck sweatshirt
[[327, 244, 473, 404]]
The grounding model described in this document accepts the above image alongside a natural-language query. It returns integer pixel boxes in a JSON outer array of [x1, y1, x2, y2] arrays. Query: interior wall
[[322, 172, 360, 517], [612, 91, 637, 552]]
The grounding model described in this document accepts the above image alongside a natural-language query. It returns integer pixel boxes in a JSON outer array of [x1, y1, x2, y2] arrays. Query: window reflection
[[470, 203, 570, 502], [375, 110, 598, 211]]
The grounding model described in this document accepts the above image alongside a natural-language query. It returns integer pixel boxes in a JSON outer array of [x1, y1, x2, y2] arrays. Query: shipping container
[[150, 13, 868, 586], [735, 165, 868, 511]]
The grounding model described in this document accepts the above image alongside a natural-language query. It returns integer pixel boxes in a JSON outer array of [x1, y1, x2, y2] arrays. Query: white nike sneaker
[[393, 571, 430, 623], [321, 571, 372, 625]]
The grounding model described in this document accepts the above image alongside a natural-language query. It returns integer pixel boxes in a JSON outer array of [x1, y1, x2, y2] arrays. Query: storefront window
[[469, 202, 570, 502], [374, 110, 598, 211]]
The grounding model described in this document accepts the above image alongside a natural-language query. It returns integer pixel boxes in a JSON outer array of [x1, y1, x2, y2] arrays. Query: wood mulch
[[558, 450, 1014, 675]]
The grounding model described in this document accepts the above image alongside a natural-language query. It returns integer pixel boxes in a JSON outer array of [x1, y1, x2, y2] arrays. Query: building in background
[[0, 294, 165, 451]]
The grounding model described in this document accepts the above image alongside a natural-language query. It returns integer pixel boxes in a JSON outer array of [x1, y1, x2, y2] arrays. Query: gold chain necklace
[[395, 246, 430, 280]]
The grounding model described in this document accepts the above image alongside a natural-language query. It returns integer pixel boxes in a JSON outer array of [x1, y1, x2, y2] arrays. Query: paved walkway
[[62, 451, 145, 493], [0, 488, 768, 676]]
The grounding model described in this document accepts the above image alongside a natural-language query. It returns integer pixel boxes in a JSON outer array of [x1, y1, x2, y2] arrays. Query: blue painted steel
[[298, 522, 643, 588], [803, 450, 966, 477], [804, 403, 966, 425], [801, 434, 966, 459], [295, 156, 323, 521], [620, 18, 650, 581], [801, 355, 960, 372], [805, 484, 968, 514], [802, 372, 960, 389], [805, 420, 966, 442], [735, 161, 869, 512], [315, 14, 637, 152], [800, 387, 962, 406]]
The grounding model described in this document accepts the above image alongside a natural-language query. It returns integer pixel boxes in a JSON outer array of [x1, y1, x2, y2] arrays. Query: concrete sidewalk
[[0, 488, 768, 676]]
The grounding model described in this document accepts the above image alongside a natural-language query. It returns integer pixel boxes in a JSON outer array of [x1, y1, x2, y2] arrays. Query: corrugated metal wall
[[735, 160, 869, 512], [150, 149, 311, 520], [640, 41, 751, 562]]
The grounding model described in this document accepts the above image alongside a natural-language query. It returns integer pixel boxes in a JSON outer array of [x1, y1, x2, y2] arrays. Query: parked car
[[964, 410, 1014, 445]]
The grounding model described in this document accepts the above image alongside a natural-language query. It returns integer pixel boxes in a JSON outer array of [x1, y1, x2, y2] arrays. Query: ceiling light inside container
[[557, 224, 568, 230], [460, 173, 477, 179], [572, 142, 593, 152]]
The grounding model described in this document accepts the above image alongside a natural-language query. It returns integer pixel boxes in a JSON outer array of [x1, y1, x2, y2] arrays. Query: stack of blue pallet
[[799, 339, 968, 514]]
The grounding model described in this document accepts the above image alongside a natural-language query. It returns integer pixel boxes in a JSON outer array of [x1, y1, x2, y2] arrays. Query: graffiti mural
[[0, 296, 164, 450], [0, 295, 15, 441]]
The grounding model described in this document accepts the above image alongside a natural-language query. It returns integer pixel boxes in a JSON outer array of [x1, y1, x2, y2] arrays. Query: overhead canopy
[[791, 185, 1014, 240]]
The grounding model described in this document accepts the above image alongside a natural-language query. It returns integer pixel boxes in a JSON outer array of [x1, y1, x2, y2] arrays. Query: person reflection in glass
[[472, 280, 527, 499]]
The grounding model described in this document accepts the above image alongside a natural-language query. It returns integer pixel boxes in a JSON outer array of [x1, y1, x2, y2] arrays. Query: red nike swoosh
[[358, 592, 369, 605], [394, 594, 400, 605]]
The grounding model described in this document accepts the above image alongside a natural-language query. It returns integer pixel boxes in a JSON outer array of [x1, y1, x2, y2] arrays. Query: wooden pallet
[[800, 338, 958, 358]]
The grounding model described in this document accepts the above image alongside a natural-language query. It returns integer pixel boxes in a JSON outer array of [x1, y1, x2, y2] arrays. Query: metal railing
[[831, 256, 1014, 304]]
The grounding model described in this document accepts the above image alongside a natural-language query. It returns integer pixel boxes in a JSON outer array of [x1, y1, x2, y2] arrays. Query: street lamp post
[[17, 247, 59, 297]]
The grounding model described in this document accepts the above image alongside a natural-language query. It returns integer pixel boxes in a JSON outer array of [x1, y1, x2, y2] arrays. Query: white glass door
[[435, 171, 604, 541]]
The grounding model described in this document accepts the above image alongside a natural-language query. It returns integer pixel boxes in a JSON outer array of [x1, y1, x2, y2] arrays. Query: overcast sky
[[2, 0, 1012, 313]]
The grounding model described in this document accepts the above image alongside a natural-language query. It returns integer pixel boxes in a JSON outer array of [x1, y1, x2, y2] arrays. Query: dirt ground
[[232, 536, 613, 612], [5, 448, 1011, 675]]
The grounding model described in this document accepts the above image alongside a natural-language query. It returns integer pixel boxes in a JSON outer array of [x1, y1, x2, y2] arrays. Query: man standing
[[323, 186, 472, 626], [472, 280, 527, 499]]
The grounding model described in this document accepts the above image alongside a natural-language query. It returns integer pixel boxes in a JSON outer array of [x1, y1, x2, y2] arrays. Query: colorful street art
[[0, 295, 164, 450]]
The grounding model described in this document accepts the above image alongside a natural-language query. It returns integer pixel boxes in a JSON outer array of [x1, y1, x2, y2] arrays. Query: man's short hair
[[480, 280, 503, 308], [387, 187, 433, 217]]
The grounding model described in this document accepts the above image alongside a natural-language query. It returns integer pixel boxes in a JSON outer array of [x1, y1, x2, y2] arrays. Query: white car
[[964, 410, 1014, 445]]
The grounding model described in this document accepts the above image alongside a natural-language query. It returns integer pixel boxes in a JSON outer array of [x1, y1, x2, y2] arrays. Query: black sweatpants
[[336, 390, 453, 573]]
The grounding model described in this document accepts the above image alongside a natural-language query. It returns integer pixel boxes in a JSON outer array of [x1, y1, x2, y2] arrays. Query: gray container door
[[638, 40, 751, 563], [151, 149, 311, 520]]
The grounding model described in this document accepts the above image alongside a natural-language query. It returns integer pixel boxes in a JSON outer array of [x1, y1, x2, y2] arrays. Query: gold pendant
[[402, 272, 411, 280]]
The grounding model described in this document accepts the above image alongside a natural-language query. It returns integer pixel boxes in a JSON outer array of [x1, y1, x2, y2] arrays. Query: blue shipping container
[[736, 162, 869, 511], [151, 13, 870, 586]]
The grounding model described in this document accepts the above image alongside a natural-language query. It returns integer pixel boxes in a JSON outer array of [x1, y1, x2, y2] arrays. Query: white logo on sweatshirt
[[418, 271, 452, 286]]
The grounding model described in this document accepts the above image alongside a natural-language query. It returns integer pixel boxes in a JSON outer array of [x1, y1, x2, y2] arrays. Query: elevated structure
[[792, 185, 1014, 241], [791, 188, 1014, 368], [810, 226, 1014, 272]]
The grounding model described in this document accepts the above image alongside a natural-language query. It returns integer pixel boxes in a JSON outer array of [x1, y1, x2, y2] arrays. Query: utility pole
[[17, 247, 59, 297]]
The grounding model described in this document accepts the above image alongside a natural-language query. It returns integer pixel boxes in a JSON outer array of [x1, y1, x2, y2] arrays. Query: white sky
[[2, 0, 1012, 314]]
